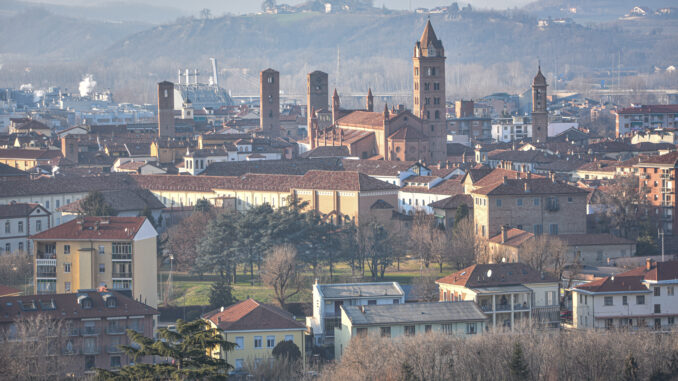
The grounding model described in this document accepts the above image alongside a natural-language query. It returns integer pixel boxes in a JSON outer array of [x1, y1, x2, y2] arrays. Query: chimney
[[503, 176, 508, 184], [220, 306, 225, 312], [501, 225, 508, 243], [646, 258, 653, 271], [524, 182, 530, 193], [550, 172, 556, 182]]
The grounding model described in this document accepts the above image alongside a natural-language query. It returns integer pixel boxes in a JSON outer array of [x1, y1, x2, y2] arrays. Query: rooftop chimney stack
[[646, 258, 653, 271], [501, 225, 508, 243]]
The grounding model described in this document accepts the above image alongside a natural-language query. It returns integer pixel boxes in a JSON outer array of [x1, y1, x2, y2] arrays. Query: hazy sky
[[24, 0, 534, 15]]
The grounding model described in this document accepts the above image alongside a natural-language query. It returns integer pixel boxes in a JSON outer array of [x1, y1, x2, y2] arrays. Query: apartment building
[[334, 302, 487, 361], [572, 259, 678, 330], [31, 216, 158, 307], [306, 281, 405, 345], [616, 104, 678, 137], [471, 174, 588, 238], [203, 298, 306, 371], [0, 203, 50, 254], [436, 263, 561, 329], [634, 151, 678, 234], [0, 290, 157, 376]]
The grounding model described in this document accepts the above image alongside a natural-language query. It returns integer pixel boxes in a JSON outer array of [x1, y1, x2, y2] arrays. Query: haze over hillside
[[0, 0, 676, 104]]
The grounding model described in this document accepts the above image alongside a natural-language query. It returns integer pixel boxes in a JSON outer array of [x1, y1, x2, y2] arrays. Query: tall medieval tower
[[413, 20, 447, 164], [260, 68, 281, 138], [531, 66, 548, 143], [307, 71, 328, 133], [157, 81, 175, 138]]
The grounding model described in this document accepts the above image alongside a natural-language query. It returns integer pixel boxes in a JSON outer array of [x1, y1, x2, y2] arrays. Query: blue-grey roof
[[343, 301, 487, 326], [318, 282, 403, 299]]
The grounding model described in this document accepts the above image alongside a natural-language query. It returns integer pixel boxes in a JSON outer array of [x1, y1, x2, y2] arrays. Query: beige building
[[31, 216, 158, 307]]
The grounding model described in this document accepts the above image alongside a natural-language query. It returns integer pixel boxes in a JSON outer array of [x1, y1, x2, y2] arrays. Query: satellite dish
[[487, 269, 493, 278]]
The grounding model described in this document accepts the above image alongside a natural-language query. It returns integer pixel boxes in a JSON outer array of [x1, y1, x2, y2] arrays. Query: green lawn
[[160, 258, 457, 307]]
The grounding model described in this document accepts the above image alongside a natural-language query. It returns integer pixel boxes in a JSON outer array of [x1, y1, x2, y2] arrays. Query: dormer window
[[82, 299, 92, 309], [106, 297, 117, 308]]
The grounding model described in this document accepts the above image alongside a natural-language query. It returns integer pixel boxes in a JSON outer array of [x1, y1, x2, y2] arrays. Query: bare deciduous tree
[[0, 314, 76, 379], [521, 236, 567, 277], [261, 245, 300, 309]]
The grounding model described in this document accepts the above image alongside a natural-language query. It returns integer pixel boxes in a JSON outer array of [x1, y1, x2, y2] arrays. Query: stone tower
[[332, 88, 341, 123], [532, 66, 548, 143], [307, 71, 328, 133], [260, 68, 281, 138], [366, 88, 374, 112], [157, 81, 175, 138], [413, 20, 447, 164]]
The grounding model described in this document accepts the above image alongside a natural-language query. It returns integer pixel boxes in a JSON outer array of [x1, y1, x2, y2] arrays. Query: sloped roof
[[299, 146, 350, 159], [437, 263, 557, 288], [31, 216, 149, 241], [344, 301, 486, 326], [557, 234, 635, 246], [58, 189, 165, 214], [0, 203, 47, 219], [419, 20, 443, 50], [428, 194, 472, 209], [473, 177, 588, 196], [370, 199, 394, 209], [487, 150, 556, 164], [0, 163, 28, 178], [336, 111, 386, 128], [533, 67, 547, 85], [617, 260, 678, 282], [0, 290, 157, 323], [203, 298, 304, 331], [488, 228, 535, 247], [574, 276, 648, 293], [202, 158, 343, 177], [0, 285, 21, 297], [634, 151, 678, 167], [617, 104, 678, 115], [298, 170, 398, 192], [388, 126, 425, 140], [341, 159, 416, 176]]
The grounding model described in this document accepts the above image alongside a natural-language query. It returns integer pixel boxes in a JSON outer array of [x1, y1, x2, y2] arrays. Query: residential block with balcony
[[436, 263, 561, 329], [306, 281, 405, 346], [0, 290, 157, 377], [634, 152, 678, 234], [31, 216, 158, 307], [572, 259, 678, 330]]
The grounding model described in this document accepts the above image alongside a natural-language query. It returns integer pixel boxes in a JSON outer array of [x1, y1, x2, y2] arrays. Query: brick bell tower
[[531, 65, 548, 143], [413, 20, 447, 164], [260, 68, 281, 138], [157, 81, 175, 138]]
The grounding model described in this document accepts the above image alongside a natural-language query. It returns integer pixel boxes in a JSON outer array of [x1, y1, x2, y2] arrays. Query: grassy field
[[160, 258, 458, 307]]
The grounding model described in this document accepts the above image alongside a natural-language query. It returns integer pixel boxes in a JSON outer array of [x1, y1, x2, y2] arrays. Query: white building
[[0, 203, 50, 254], [436, 263, 561, 329], [306, 281, 405, 346], [572, 259, 678, 330]]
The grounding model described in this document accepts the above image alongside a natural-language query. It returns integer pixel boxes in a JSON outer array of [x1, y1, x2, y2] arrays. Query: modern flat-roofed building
[[334, 301, 487, 360], [616, 104, 678, 137], [306, 281, 405, 345], [31, 216, 158, 307]]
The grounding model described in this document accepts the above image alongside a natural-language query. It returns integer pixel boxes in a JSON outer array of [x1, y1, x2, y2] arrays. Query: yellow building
[[203, 299, 306, 370], [31, 216, 159, 307]]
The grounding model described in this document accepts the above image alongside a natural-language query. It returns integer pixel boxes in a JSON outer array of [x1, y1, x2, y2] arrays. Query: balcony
[[81, 327, 100, 336], [112, 253, 132, 261], [82, 346, 99, 355], [36, 270, 57, 278], [107, 326, 126, 335], [36, 258, 56, 267], [112, 272, 132, 279], [36, 251, 56, 260], [107, 345, 124, 354]]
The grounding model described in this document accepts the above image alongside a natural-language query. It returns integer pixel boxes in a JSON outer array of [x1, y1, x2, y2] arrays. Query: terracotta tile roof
[[588, 141, 633, 153], [617, 104, 678, 115], [0, 203, 47, 219], [341, 159, 417, 176], [0, 285, 21, 297], [117, 161, 154, 171], [31, 216, 149, 241], [78, 151, 114, 166], [186, 148, 230, 158], [0, 148, 61, 160], [202, 158, 343, 177], [437, 263, 557, 288], [0, 174, 136, 197], [487, 150, 556, 164], [464, 166, 494, 182], [632, 142, 676, 152], [556, 234, 635, 246], [0, 290, 157, 323], [473, 177, 588, 196], [388, 126, 425, 140], [336, 111, 387, 128], [299, 146, 350, 159], [447, 143, 474, 156], [404, 178, 465, 195], [428, 194, 472, 209], [203, 298, 304, 331], [488, 228, 535, 247], [0, 163, 28, 178], [634, 151, 678, 167], [575, 275, 648, 293], [14, 120, 50, 131], [419, 19, 443, 50], [297, 170, 398, 192], [535, 159, 588, 172], [58, 189, 165, 214], [617, 260, 678, 282], [575, 160, 619, 172]]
